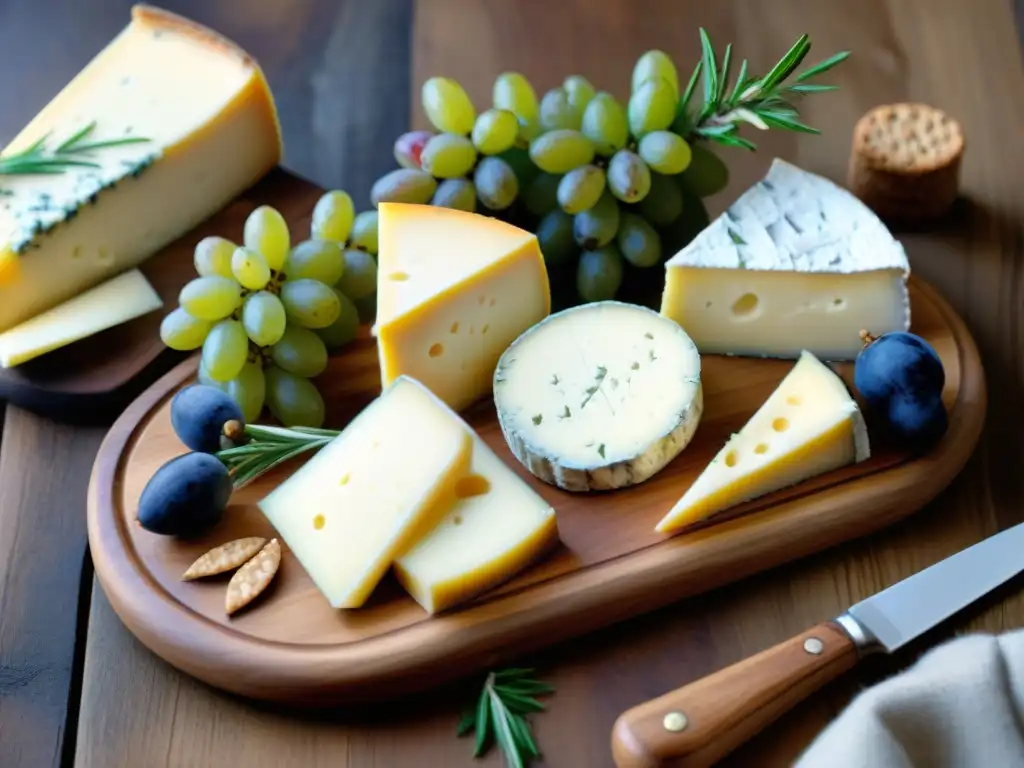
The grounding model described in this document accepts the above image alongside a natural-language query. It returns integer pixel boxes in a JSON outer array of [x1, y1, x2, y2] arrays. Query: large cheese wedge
[[394, 434, 558, 615], [373, 203, 550, 412], [0, 269, 161, 368], [656, 350, 870, 534], [494, 301, 703, 492], [0, 5, 281, 330], [258, 376, 473, 609], [660, 158, 910, 361]]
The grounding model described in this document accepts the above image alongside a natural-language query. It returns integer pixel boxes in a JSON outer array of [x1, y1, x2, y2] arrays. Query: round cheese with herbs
[[493, 301, 702, 492]]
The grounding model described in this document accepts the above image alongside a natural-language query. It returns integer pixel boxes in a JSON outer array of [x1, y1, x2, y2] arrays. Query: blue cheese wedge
[[661, 158, 911, 361], [494, 301, 703, 492]]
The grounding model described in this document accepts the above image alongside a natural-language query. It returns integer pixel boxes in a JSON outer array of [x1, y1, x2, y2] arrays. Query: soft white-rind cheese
[[661, 158, 911, 360], [494, 301, 703, 492]]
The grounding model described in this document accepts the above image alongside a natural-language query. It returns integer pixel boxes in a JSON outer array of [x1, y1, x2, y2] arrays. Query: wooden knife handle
[[610, 622, 858, 768]]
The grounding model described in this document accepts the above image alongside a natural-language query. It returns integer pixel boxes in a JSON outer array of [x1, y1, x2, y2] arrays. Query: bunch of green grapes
[[159, 191, 379, 428]]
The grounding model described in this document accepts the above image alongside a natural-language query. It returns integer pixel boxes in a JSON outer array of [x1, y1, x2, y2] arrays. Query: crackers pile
[[848, 103, 964, 221]]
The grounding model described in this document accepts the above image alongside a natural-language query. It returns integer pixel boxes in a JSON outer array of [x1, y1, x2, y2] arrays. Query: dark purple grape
[[171, 384, 244, 453], [137, 453, 231, 537]]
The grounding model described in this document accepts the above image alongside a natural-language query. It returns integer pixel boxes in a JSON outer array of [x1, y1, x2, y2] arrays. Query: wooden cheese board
[[87, 273, 986, 706]]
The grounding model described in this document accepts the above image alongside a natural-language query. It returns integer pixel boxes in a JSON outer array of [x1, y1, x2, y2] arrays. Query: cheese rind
[[661, 158, 911, 360], [393, 435, 558, 615], [0, 269, 161, 367], [0, 5, 282, 330], [374, 203, 550, 412], [257, 376, 473, 609], [656, 350, 870, 534], [494, 301, 703, 492]]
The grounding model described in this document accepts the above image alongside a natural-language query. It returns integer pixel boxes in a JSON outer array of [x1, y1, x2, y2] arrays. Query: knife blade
[[610, 521, 1024, 768]]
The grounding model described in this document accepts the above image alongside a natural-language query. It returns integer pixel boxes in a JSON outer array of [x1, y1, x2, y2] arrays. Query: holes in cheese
[[494, 301, 703, 493]]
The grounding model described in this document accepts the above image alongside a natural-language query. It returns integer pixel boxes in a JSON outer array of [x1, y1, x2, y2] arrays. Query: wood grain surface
[[0, 0, 1020, 767]]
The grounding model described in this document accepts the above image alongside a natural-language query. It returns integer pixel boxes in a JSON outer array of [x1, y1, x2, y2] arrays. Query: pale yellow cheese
[[0, 269, 161, 368], [394, 432, 558, 614], [0, 5, 281, 330], [656, 351, 870, 534], [373, 203, 550, 412], [257, 376, 473, 609]]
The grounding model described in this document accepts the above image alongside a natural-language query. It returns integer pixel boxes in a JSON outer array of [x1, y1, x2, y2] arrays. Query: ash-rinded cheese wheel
[[493, 301, 702, 492]]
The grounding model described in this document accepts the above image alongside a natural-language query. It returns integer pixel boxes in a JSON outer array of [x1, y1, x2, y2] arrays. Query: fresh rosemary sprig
[[216, 423, 340, 489], [679, 28, 850, 151], [0, 121, 151, 176], [457, 668, 554, 768]]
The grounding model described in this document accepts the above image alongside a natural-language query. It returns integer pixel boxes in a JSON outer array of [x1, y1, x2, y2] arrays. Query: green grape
[[627, 78, 676, 138], [231, 246, 271, 291], [539, 87, 580, 131], [516, 116, 542, 144], [193, 236, 235, 278], [241, 290, 287, 347], [271, 324, 328, 378], [617, 212, 662, 267], [226, 361, 266, 423], [265, 367, 326, 428], [529, 129, 594, 174], [581, 92, 629, 156], [631, 50, 679, 98], [636, 171, 684, 226], [201, 319, 248, 382], [557, 164, 606, 214], [280, 278, 341, 329], [316, 289, 361, 350], [431, 178, 477, 212], [371, 168, 437, 207], [536, 210, 578, 269], [573, 190, 621, 249], [160, 307, 212, 351], [310, 190, 355, 244], [563, 75, 596, 113], [607, 149, 652, 204], [493, 72, 538, 122], [638, 130, 692, 175], [198, 361, 227, 391], [420, 133, 478, 178], [474, 156, 518, 211], [354, 292, 377, 325], [472, 109, 518, 155], [179, 276, 242, 321], [522, 172, 562, 217], [577, 245, 624, 302], [286, 239, 344, 285], [349, 211, 379, 254], [498, 147, 539, 188], [337, 249, 377, 300], [680, 143, 730, 197], [393, 130, 433, 170], [421, 77, 476, 135], [243, 205, 290, 271]]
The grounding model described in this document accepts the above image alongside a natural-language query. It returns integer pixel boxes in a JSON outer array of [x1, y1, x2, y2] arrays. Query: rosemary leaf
[[759, 33, 811, 93], [509, 714, 540, 759], [0, 122, 152, 177], [728, 58, 749, 105], [757, 112, 821, 134], [474, 686, 492, 757], [796, 50, 851, 81], [488, 689, 525, 768], [695, 124, 737, 138], [715, 43, 733, 103], [494, 668, 537, 680], [698, 28, 718, 114], [711, 133, 758, 151], [680, 60, 702, 111], [494, 688, 546, 714], [786, 83, 839, 93], [456, 708, 476, 737], [494, 680, 556, 696]]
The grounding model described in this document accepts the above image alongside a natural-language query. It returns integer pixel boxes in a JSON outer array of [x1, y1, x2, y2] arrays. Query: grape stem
[[859, 329, 878, 347]]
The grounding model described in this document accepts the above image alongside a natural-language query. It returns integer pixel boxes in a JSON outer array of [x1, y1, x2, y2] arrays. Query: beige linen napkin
[[795, 629, 1024, 767]]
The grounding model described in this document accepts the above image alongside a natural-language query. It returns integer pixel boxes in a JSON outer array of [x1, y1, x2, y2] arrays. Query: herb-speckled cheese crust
[[493, 301, 703, 492]]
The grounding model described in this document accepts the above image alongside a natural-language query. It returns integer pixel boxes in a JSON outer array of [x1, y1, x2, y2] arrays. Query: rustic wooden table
[[1, 1, 1023, 766]]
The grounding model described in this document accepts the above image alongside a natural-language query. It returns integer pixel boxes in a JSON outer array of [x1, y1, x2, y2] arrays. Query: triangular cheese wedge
[[656, 350, 870, 533], [374, 203, 550, 411]]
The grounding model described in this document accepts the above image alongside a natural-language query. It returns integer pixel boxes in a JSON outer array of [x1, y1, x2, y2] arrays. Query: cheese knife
[[610, 521, 1024, 768]]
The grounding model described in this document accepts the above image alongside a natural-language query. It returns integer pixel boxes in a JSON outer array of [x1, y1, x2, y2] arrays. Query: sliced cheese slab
[[394, 434, 558, 615], [257, 376, 473, 609], [373, 203, 550, 412], [0, 269, 161, 368], [494, 301, 703, 492], [0, 5, 281, 330], [660, 158, 910, 360], [656, 350, 870, 534]]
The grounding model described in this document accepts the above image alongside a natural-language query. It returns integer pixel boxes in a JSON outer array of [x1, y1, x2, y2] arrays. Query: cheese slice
[[0, 5, 281, 330], [655, 350, 870, 534], [660, 158, 911, 360], [0, 269, 161, 367], [394, 434, 558, 614], [373, 203, 550, 412], [494, 301, 703, 492], [257, 376, 473, 609]]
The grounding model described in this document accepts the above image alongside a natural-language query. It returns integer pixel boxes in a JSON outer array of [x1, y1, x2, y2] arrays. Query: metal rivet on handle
[[663, 711, 689, 732], [804, 637, 824, 655]]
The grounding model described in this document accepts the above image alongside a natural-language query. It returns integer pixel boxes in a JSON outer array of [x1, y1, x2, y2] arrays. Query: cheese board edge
[[87, 275, 987, 707]]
